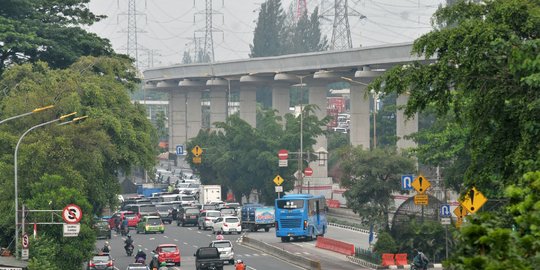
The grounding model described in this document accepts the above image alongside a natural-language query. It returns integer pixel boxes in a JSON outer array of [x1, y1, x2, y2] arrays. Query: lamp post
[[14, 112, 76, 258], [294, 75, 310, 194], [370, 89, 379, 149], [0, 105, 54, 125]]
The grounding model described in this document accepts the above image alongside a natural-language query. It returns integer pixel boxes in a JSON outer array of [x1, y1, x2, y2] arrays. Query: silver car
[[210, 240, 235, 264]]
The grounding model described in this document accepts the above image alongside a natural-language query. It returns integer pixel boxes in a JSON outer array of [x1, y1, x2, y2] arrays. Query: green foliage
[[391, 219, 450, 262], [186, 107, 327, 205], [373, 231, 398, 254], [0, 57, 156, 258], [0, 0, 114, 75], [339, 147, 415, 229], [250, 0, 286, 57]]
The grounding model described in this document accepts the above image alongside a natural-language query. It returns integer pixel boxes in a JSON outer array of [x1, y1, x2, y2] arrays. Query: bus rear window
[[277, 200, 304, 209]]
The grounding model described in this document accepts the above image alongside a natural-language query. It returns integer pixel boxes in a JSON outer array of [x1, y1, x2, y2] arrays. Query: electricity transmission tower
[[194, 0, 224, 62], [295, 0, 308, 21], [320, 0, 366, 50], [118, 0, 147, 69]]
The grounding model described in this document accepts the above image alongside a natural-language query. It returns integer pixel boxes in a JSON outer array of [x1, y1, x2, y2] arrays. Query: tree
[[0, 0, 114, 76], [155, 111, 168, 144], [0, 57, 157, 257], [370, 0, 540, 268], [339, 147, 415, 230], [250, 0, 286, 57]]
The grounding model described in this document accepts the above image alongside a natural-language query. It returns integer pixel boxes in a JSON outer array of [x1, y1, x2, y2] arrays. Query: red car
[[155, 244, 181, 266], [108, 211, 139, 229]]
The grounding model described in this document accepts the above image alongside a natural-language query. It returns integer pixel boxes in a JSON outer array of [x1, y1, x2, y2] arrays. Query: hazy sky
[[87, 0, 444, 69]]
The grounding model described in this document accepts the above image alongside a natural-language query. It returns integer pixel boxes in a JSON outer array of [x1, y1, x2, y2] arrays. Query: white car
[[212, 216, 242, 235], [209, 240, 235, 264], [198, 210, 221, 230]]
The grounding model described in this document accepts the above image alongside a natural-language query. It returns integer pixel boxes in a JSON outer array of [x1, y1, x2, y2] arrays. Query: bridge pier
[[272, 85, 291, 120], [396, 93, 418, 150], [207, 79, 228, 131], [239, 86, 257, 127]]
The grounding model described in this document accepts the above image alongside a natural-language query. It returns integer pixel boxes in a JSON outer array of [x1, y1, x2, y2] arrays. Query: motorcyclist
[[102, 241, 111, 253], [113, 215, 121, 232], [121, 217, 129, 234], [149, 253, 160, 270], [135, 249, 147, 264], [124, 235, 134, 254], [171, 208, 178, 221], [216, 230, 224, 240], [412, 249, 429, 270], [235, 259, 246, 270]]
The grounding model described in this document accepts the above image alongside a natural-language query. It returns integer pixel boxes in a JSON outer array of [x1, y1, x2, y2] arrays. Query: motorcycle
[[135, 256, 146, 265], [121, 226, 130, 236], [125, 244, 134, 256]]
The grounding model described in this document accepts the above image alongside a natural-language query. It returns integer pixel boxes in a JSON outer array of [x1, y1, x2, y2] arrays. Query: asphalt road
[[246, 225, 371, 270], [93, 222, 303, 270]]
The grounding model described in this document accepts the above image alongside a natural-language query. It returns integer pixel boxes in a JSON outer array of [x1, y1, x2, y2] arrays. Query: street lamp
[[14, 112, 76, 258], [0, 105, 54, 125]]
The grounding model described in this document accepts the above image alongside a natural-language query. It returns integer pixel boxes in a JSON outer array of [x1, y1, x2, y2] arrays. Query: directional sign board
[[273, 175, 284, 186], [22, 234, 29, 249], [401, 175, 413, 190], [440, 204, 451, 217], [453, 205, 469, 219], [441, 217, 451, 225], [192, 145, 203, 157], [414, 194, 429, 205], [62, 204, 82, 224], [411, 175, 431, 194], [460, 187, 487, 214], [176, 145, 184, 156], [63, 223, 80, 237], [275, 186, 283, 193]]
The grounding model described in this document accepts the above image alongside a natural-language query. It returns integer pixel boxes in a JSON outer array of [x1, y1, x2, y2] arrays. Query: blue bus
[[275, 194, 328, 242]]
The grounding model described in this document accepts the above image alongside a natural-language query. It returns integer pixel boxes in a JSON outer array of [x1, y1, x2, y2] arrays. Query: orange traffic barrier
[[315, 236, 354, 256], [381, 253, 395, 266], [395, 253, 408, 266]]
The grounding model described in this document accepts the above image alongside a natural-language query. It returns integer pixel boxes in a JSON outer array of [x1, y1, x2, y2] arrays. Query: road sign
[[273, 175, 284, 186], [440, 217, 451, 225], [176, 145, 184, 156], [21, 248, 29, 260], [440, 204, 451, 217], [460, 187, 487, 214], [278, 159, 288, 167], [63, 223, 80, 237], [453, 205, 469, 218], [193, 156, 201, 164], [304, 167, 313, 177], [192, 145, 203, 157], [22, 234, 29, 249], [62, 204, 82, 224], [455, 217, 463, 228], [278, 149, 288, 160], [401, 175, 413, 190], [414, 194, 429, 205], [275, 186, 283, 192], [411, 175, 431, 194]]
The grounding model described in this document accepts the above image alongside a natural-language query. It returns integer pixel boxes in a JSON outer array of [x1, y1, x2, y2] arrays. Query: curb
[[375, 263, 444, 269], [240, 235, 320, 270], [328, 223, 378, 236], [346, 255, 379, 269]]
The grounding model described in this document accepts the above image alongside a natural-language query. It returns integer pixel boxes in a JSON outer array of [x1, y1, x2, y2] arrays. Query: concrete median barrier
[[315, 237, 355, 256], [241, 235, 321, 270]]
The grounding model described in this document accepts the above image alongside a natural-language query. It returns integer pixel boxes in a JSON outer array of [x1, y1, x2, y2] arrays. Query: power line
[[194, 0, 225, 63]]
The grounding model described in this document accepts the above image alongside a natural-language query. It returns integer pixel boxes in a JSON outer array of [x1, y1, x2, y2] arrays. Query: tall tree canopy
[[0, 0, 114, 75], [250, 0, 286, 57], [371, 0, 539, 268], [0, 57, 157, 266]]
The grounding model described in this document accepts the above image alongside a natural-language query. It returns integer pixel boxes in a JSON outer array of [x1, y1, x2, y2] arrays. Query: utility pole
[[194, 0, 224, 62], [118, 0, 147, 69]]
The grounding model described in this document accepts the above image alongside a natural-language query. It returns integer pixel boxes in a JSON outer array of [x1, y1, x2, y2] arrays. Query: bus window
[[276, 200, 304, 209]]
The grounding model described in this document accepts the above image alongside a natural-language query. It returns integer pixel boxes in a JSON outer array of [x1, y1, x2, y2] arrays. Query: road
[[94, 223, 303, 270]]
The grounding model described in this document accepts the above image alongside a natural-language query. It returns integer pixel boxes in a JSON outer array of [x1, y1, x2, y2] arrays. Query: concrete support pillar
[[308, 85, 328, 178], [239, 86, 257, 127], [350, 84, 370, 149], [168, 88, 187, 152], [396, 93, 418, 150], [186, 88, 202, 140], [272, 85, 290, 120], [209, 87, 228, 129]]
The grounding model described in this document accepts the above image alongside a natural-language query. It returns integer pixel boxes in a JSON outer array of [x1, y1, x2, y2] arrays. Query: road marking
[[163, 235, 169, 238], [173, 239, 178, 242], [193, 245, 199, 248], [303, 252, 310, 255], [149, 237, 155, 240], [183, 242, 188, 245]]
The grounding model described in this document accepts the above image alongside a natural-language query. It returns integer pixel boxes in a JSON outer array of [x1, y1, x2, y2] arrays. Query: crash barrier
[[381, 253, 395, 266], [394, 253, 408, 265], [241, 236, 321, 270], [326, 199, 341, 208], [315, 236, 355, 256]]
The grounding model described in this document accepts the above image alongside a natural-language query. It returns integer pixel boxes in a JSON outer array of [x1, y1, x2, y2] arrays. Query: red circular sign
[[22, 234, 29, 249], [304, 167, 313, 177], [62, 204, 83, 224], [278, 149, 289, 160]]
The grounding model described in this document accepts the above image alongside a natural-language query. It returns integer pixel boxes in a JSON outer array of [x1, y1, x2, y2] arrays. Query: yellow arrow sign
[[192, 145, 203, 157], [411, 175, 431, 194], [453, 205, 469, 218], [273, 175, 284, 186], [460, 187, 487, 214]]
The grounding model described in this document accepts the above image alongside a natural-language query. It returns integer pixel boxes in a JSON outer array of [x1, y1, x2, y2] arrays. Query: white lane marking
[[295, 252, 301, 255], [183, 242, 188, 245], [193, 245, 199, 248], [173, 239, 178, 242], [303, 252, 310, 255], [149, 237, 155, 240], [247, 266, 257, 270], [163, 235, 169, 238]]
